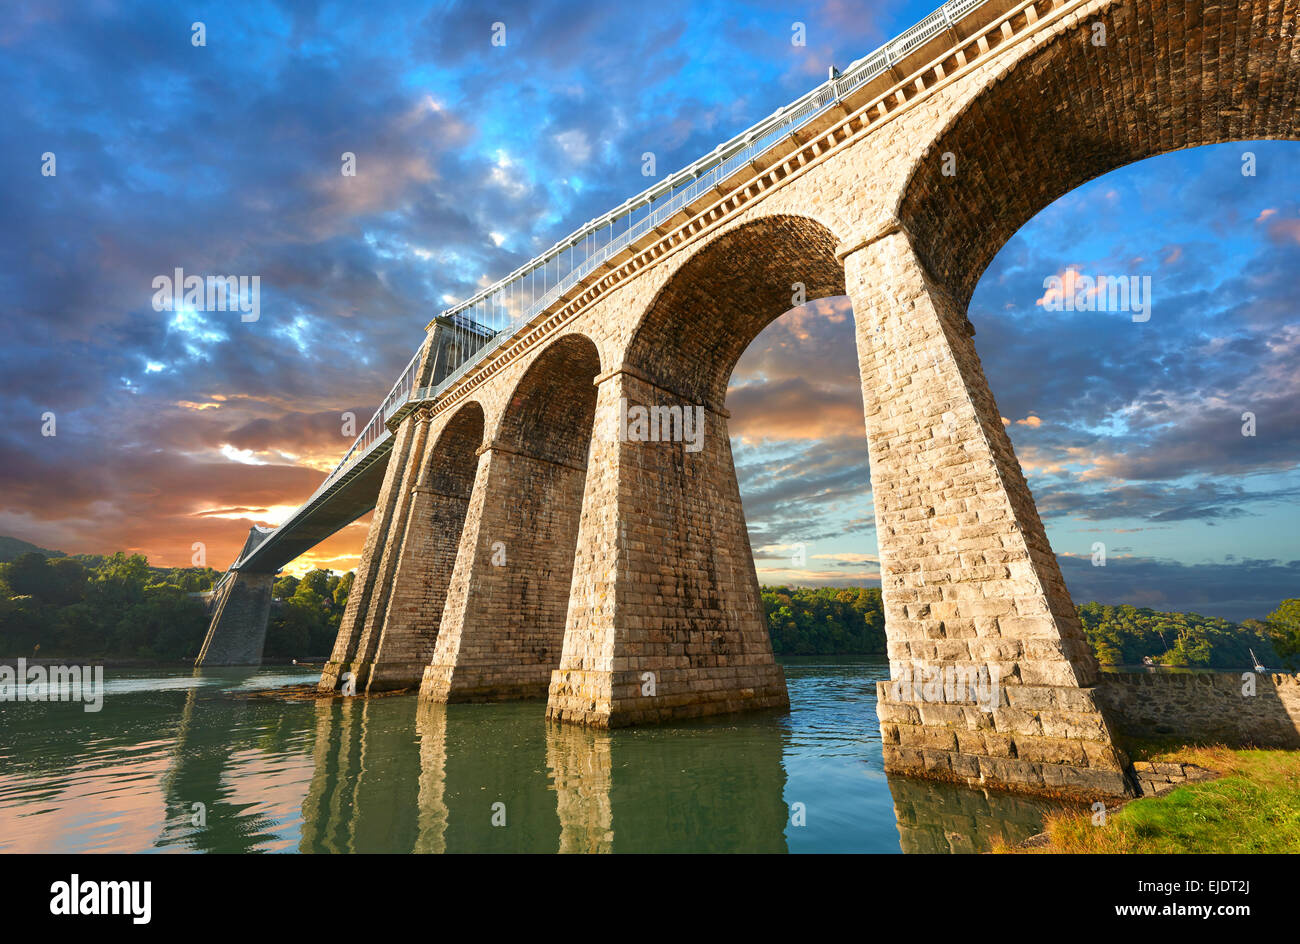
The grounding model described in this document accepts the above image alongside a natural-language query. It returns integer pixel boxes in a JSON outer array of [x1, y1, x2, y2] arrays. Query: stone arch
[[420, 333, 602, 702], [548, 215, 855, 728], [425, 400, 485, 487], [624, 213, 847, 405], [496, 333, 604, 468], [896, 0, 1300, 306], [364, 400, 486, 692]]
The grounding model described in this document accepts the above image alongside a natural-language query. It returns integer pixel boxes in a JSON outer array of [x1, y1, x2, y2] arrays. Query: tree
[[3, 553, 59, 601], [0, 551, 234, 659], [333, 571, 355, 608], [92, 552, 150, 607], [273, 575, 299, 600], [761, 585, 887, 655], [1265, 599, 1300, 668], [299, 569, 332, 598]]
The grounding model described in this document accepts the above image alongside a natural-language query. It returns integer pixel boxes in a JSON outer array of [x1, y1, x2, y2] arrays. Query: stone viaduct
[[198, 0, 1300, 798]]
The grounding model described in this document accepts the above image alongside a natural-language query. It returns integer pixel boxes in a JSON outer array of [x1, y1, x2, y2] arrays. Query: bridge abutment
[[195, 570, 275, 667], [844, 233, 1130, 798]]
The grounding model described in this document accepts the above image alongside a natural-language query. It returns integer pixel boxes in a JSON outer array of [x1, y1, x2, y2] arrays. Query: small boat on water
[[1249, 648, 1267, 673]]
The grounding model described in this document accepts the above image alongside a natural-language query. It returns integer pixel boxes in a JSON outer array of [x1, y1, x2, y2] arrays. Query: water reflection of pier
[[162, 670, 303, 853], [298, 698, 789, 853], [161, 683, 1058, 853], [298, 697, 423, 853], [886, 775, 1067, 854]]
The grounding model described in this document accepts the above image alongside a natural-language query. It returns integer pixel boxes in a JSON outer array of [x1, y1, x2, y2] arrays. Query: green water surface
[[0, 658, 1065, 853]]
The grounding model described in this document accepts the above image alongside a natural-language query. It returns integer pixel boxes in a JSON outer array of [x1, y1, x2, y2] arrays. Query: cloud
[[0, 0, 1296, 633], [756, 567, 881, 586], [1034, 480, 1300, 524], [1265, 217, 1300, 245], [727, 377, 864, 442], [1058, 554, 1299, 622]]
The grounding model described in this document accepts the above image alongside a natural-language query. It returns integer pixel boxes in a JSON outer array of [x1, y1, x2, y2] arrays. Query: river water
[[0, 657, 1068, 853]]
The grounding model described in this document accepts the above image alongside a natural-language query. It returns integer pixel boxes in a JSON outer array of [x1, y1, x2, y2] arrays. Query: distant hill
[[0, 535, 65, 562]]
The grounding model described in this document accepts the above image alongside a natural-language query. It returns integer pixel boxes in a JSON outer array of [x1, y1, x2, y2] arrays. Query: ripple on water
[[0, 659, 1064, 852]]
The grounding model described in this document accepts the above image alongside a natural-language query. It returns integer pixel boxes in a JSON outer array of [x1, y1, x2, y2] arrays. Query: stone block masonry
[[365, 403, 484, 692], [421, 335, 602, 703], [1097, 672, 1300, 749], [420, 445, 590, 701], [233, 0, 1299, 801], [547, 368, 790, 727], [195, 571, 274, 666]]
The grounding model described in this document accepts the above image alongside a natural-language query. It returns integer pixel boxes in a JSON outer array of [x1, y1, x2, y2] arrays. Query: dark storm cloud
[[1058, 554, 1299, 622], [1034, 481, 1300, 524]]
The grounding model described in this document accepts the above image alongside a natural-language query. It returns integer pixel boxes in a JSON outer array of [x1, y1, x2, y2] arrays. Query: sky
[[1, 0, 1296, 621]]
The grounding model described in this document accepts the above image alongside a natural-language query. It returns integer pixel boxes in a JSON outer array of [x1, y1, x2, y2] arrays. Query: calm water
[[0, 658, 1067, 853]]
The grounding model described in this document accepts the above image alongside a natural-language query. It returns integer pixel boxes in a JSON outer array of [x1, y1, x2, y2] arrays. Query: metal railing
[[229, 344, 426, 569], [232, 0, 997, 571], [411, 0, 993, 409], [328, 343, 426, 480]]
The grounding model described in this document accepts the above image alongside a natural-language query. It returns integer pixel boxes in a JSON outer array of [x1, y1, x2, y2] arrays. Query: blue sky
[[0, 0, 1296, 619]]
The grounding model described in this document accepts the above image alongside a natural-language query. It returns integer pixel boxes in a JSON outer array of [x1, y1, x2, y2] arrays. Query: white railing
[[323, 343, 426, 482], [414, 0, 993, 406], [230, 344, 427, 569], [232, 0, 997, 571]]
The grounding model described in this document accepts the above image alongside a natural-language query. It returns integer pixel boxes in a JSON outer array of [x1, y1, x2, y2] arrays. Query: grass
[[998, 745, 1300, 853]]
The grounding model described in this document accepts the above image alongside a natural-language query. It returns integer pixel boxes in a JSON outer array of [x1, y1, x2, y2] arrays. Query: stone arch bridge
[[197, 0, 1300, 798]]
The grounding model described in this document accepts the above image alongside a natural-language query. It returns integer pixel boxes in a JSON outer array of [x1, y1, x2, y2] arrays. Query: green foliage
[[264, 571, 351, 659], [298, 569, 332, 598], [0, 550, 232, 660], [333, 571, 354, 608], [1075, 600, 1285, 669], [758, 586, 1297, 668], [1265, 599, 1300, 668], [0, 542, 354, 662], [4, 553, 86, 605], [1023, 747, 1300, 854], [762, 585, 886, 654]]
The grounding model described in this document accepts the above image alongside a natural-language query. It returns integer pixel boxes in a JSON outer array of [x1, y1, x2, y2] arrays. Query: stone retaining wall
[[1097, 671, 1300, 749]]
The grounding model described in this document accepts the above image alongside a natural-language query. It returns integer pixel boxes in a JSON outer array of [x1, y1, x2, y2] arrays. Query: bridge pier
[[349, 413, 434, 689], [420, 335, 600, 703], [319, 410, 425, 693], [547, 367, 790, 727], [365, 403, 483, 692], [195, 570, 275, 667], [842, 230, 1131, 797], [419, 441, 590, 701]]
